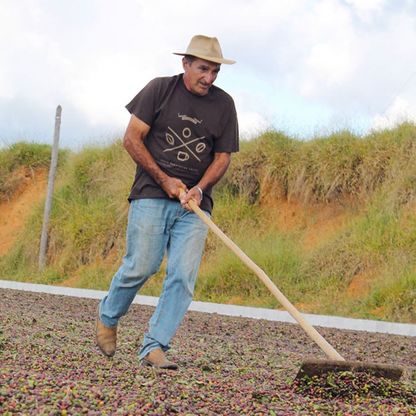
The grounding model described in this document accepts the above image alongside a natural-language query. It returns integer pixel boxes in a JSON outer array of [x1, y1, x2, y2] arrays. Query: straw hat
[[174, 35, 236, 65]]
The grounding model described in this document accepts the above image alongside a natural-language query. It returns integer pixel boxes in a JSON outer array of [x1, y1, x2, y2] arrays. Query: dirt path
[[0, 168, 48, 256]]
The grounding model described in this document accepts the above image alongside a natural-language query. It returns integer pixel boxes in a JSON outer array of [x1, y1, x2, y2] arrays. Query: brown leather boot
[[96, 306, 117, 357], [141, 349, 178, 370]]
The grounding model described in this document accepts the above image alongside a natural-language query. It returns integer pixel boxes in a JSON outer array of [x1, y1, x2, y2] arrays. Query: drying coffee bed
[[1, 288, 415, 415]]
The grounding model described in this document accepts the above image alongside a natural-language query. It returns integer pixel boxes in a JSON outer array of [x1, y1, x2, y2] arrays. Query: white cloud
[[238, 112, 271, 139], [346, 0, 387, 12], [371, 96, 416, 131], [300, 39, 356, 96], [0, 67, 14, 100]]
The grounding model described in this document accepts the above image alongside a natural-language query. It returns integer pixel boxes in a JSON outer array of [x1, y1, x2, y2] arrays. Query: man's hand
[[179, 187, 202, 212], [161, 178, 188, 199]]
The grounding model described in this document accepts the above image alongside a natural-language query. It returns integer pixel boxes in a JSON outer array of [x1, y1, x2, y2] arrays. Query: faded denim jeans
[[99, 198, 209, 360]]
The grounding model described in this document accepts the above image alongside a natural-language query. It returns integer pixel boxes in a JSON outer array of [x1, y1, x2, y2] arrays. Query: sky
[[1, 0, 416, 149]]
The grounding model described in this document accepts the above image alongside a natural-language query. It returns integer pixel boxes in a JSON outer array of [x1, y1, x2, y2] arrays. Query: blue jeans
[[99, 198, 209, 360]]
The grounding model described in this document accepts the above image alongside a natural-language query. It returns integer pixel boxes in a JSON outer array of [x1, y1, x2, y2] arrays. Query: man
[[96, 35, 239, 370]]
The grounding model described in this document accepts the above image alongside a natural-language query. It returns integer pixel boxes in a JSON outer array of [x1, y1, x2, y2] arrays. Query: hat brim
[[173, 52, 236, 65]]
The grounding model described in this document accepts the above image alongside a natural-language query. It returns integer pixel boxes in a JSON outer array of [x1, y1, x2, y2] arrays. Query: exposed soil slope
[[0, 168, 48, 256]]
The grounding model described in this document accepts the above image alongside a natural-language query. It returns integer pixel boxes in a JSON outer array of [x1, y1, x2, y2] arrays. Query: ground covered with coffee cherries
[[0, 288, 415, 415]]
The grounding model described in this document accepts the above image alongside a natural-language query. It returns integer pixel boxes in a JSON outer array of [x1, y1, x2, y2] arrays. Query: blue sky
[[1, 0, 416, 149]]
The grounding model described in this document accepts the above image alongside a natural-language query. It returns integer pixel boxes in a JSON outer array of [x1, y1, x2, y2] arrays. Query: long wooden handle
[[183, 190, 345, 361]]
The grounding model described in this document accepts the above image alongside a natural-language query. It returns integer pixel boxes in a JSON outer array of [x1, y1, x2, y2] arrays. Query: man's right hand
[[161, 177, 188, 199]]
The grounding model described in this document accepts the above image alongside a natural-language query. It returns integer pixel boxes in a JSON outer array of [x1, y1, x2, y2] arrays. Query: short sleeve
[[125, 78, 164, 126]]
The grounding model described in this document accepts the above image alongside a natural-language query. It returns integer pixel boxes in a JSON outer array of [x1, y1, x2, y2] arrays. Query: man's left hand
[[179, 187, 202, 212]]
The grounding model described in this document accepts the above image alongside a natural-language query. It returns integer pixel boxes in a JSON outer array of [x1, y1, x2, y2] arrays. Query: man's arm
[[123, 114, 188, 198], [180, 152, 231, 211]]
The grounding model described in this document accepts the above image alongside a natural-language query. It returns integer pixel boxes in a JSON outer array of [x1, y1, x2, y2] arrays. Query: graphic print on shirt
[[164, 114, 206, 162], [178, 113, 202, 125]]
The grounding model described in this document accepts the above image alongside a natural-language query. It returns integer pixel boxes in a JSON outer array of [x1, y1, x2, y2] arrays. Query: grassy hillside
[[1, 124, 415, 324]]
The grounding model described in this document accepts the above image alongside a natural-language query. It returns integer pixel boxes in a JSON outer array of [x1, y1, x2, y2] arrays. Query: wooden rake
[[181, 190, 404, 381]]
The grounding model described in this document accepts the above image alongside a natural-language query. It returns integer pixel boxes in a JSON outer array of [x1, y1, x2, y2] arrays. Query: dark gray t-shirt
[[125, 74, 239, 213]]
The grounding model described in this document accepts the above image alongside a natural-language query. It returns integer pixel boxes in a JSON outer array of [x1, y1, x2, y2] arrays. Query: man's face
[[182, 57, 221, 96]]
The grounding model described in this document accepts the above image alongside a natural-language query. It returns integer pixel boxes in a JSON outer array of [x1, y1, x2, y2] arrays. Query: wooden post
[[39, 106, 62, 270]]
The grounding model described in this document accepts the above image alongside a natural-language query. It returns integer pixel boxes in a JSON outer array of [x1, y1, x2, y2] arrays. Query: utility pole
[[39, 105, 62, 270]]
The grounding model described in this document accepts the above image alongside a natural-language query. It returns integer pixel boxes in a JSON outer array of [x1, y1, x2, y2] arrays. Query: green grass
[[196, 230, 304, 308], [1, 124, 415, 323], [0, 141, 69, 202]]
